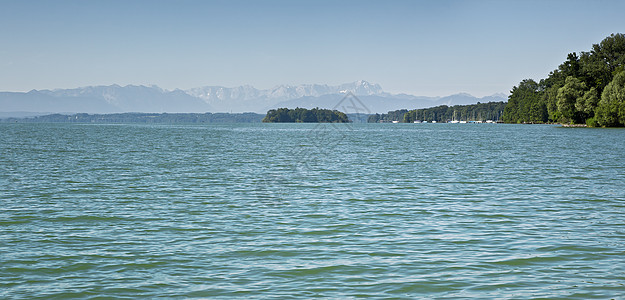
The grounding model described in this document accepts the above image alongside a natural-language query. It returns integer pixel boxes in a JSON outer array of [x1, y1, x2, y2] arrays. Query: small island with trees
[[262, 107, 350, 123]]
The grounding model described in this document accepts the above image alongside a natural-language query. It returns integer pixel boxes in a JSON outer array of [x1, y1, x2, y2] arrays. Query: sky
[[1, 0, 624, 97]]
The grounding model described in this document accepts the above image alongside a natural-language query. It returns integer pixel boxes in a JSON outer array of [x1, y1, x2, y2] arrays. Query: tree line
[[262, 107, 349, 123], [367, 109, 408, 123], [368, 102, 506, 123], [502, 33, 625, 127], [403, 102, 506, 123]]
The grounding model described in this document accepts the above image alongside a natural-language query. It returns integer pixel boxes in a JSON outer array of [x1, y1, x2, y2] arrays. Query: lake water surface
[[1, 123, 624, 299]]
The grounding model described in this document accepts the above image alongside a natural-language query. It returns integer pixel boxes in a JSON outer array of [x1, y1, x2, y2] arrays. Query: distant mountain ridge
[[185, 80, 385, 112], [0, 85, 211, 115], [0, 81, 507, 116]]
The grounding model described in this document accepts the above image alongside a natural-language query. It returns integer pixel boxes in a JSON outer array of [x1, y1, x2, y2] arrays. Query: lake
[[1, 122, 624, 299]]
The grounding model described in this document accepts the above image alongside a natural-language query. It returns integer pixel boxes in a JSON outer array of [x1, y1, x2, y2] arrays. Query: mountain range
[[0, 80, 507, 116]]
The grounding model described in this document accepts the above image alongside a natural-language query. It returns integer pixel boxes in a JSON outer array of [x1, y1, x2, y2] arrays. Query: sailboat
[[450, 110, 460, 123]]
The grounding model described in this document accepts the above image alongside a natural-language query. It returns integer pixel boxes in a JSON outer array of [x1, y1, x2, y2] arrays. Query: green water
[[1, 123, 624, 299]]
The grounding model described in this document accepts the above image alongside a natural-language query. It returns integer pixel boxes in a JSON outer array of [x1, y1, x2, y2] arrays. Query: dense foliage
[[262, 107, 349, 123], [367, 109, 408, 123], [403, 102, 506, 123], [2, 113, 265, 123], [368, 102, 505, 123], [502, 33, 625, 126]]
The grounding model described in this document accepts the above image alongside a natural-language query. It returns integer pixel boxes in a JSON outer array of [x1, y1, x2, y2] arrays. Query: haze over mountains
[[0, 80, 507, 117]]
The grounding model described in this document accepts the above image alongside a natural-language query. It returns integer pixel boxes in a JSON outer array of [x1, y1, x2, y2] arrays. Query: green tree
[[556, 76, 586, 123], [532, 33, 625, 125], [596, 71, 625, 127], [580, 33, 625, 93], [543, 84, 561, 122], [502, 79, 546, 123], [576, 87, 599, 116]]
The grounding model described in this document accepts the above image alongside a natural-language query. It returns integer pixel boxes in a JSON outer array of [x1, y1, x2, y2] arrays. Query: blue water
[[1, 123, 625, 299]]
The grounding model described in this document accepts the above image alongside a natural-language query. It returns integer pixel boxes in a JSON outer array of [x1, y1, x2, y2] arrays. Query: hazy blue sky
[[1, 0, 624, 96]]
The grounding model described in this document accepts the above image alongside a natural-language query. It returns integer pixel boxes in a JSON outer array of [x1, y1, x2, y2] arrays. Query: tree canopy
[[502, 79, 546, 124], [595, 70, 625, 127], [403, 102, 505, 123], [368, 102, 505, 123], [502, 33, 625, 126], [262, 107, 350, 123]]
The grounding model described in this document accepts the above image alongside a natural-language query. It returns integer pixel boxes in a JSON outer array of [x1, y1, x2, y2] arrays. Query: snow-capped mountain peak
[[184, 80, 386, 111], [0, 81, 508, 115]]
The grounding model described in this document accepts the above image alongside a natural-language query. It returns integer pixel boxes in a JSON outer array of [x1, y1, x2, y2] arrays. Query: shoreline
[[561, 124, 588, 128]]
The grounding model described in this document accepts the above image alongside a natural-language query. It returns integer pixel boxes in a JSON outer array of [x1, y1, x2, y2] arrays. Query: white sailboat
[[450, 110, 460, 123]]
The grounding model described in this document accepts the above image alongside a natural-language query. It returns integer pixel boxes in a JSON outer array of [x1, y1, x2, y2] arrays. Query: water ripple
[[1, 123, 625, 299]]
